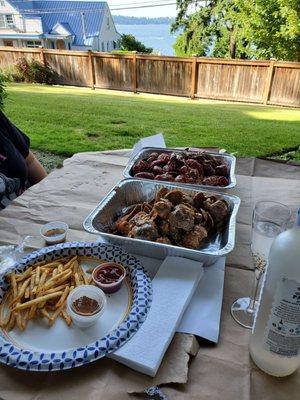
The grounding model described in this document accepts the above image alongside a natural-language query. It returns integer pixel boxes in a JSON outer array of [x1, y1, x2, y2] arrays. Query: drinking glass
[[231, 201, 291, 329], [0, 236, 39, 274]]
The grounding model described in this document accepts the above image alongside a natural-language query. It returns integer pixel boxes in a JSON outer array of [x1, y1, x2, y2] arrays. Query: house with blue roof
[[0, 0, 120, 51]]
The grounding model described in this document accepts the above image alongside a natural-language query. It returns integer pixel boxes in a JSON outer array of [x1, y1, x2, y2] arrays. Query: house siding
[[0, 1, 43, 33], [24, 18, 43, 33], [0, 1, 23, 31], [97, 6, 120, 52]]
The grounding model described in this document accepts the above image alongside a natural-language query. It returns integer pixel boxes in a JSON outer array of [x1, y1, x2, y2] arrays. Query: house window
[[0, 14, 14, 28], [68, 42, 71, 50], [0, 1, 6, 6], [26, 40, 42, 48], [113, 41, 117, 50], [3, 39, 13, 46], [5, 14, 13, 26], [107, 17, 109, 28], [101, 42, 104, 52], [106, 41, 109, 51]]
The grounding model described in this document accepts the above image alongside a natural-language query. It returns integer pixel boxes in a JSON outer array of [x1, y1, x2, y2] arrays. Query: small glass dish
[[40, 221, 68, 245], [92, 262, 126, 294], [67, 285, 107, 328]]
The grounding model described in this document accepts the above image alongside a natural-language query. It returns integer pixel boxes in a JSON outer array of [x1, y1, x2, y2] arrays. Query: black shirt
[[0, 112, 30, 207]]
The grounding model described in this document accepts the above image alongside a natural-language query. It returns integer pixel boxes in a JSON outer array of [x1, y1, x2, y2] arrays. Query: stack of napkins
[[109, 256, 203, 376]]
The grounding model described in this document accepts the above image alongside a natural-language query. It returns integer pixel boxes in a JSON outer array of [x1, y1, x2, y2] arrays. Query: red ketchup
[[92, 262, 126, 293], [95, 265, 124, 284]]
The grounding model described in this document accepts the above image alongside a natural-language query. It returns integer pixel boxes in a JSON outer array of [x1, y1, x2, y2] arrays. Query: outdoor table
[[0, 150, 299, 400]]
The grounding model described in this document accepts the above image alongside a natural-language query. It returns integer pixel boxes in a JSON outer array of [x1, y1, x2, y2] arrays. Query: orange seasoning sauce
[[44, 228, 65, 237], [72, 296, 101, 316]]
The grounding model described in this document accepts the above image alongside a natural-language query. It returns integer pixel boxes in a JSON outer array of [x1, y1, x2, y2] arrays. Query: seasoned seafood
[[153, 199, 172, 219], [181, 225, 208, 249], [131, 150, 229, 186], [130, 222, 159, 241], [111, 188, 229, 250], [168, 204, 195, 231]]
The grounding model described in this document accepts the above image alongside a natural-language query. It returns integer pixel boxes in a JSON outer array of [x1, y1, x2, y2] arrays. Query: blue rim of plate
[[0, 242, 152, 372]]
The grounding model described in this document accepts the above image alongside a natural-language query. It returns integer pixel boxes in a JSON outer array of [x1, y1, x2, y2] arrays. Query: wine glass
[[231, 201, 291, 329]]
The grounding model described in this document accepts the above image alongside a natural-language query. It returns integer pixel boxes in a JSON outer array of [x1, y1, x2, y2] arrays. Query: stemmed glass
[[231, 201, 291, 329]]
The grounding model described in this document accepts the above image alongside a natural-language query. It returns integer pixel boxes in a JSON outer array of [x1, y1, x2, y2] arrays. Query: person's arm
[[0, 112, 47, 185], [25, 151, 47, 185]]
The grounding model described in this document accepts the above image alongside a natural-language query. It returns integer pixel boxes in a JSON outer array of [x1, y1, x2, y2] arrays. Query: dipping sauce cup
[[40, 221, 68, 245], [67, 285, 107, 328], [92, 263, 126, 294]]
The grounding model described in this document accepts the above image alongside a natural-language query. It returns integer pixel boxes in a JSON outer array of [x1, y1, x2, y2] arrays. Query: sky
[[107, 1, 177, 18]]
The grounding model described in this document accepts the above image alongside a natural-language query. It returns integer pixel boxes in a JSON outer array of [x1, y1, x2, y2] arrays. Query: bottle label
[[263, 277, 300, 357]]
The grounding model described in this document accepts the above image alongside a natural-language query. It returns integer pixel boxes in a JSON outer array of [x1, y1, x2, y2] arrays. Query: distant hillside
[[112, 16, 174, 25]]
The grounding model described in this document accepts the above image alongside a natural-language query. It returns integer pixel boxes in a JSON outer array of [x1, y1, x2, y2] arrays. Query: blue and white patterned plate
[[0, 242, 152, 371]]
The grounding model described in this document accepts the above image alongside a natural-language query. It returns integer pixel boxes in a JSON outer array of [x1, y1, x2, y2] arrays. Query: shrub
[[15, 57, 31, 81], [0, 73, 6, 111], [11, 72, 25, 83], [120, 34, 153, 53], [15, 57, 56, 84], [0, 65, 24, 83]]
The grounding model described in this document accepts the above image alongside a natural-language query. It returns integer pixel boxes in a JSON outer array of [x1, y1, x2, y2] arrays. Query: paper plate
[[0, 242, 152, 371]]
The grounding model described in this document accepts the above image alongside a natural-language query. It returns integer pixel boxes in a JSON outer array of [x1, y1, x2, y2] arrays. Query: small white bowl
[[67, 285, 107, 328], [40, 221, 68, 245]]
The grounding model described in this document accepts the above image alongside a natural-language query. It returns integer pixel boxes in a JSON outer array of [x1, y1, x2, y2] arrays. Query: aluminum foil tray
[[123, 147, 236, 190], [83, 179, 240, 265]]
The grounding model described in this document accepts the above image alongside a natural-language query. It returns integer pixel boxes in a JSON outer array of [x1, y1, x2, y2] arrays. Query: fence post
[[190, 54, 198, 99], [88, 50, 95, 90], [132, 51, 137, 93], [40, 47, 46, 65], [263, 60, 275, 105]]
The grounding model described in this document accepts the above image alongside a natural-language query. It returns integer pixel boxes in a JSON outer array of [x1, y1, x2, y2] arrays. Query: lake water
[[115, 24, 177, 56]]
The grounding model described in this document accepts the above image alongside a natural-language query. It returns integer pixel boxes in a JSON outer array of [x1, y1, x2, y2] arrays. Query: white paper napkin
[[130, 133, 166, 161], [130, 254, 226, 343], [177, 257, 225, 342], [109, 256, 203, 376]]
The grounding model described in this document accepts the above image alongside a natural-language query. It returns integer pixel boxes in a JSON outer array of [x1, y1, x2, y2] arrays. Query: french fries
[[0, 256, 92, 332]]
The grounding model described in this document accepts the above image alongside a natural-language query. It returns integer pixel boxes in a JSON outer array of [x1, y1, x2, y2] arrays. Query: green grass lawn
[[4, 83, 300, 159]]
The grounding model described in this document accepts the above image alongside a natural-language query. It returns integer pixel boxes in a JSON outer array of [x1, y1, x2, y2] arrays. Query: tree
[[172, 1, 249, 59], [244, 0, 300, 61], [172, 0, 300, 61], [119, 34, 153, 54], [173, 6, 213, 57]]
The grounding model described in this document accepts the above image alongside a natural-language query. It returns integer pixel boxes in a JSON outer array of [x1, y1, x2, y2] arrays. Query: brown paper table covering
[[0, 150, 299, 400]]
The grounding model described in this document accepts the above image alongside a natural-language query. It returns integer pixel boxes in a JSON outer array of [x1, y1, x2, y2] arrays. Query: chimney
[[81, 12, 87, 40]]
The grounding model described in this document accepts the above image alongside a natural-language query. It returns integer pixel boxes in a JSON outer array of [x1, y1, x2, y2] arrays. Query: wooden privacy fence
[[0, 46, 299, 107]]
